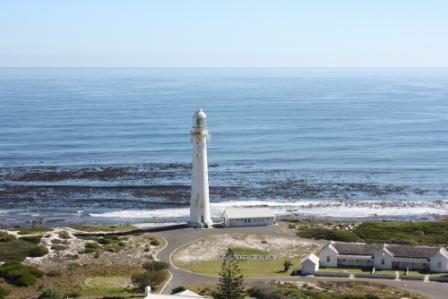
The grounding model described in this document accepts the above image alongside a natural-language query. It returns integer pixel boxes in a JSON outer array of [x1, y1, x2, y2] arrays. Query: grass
[[71, 224, 135, 233], [176, 258, 299, 277], [230, 247, 269, 256], [373, 269, 397, 275], [82, 276, 136, 297], [429, 272, 448, 278], [297, 221, 448, 246], [0, 240, 48, 262], [319, 267, 368, 274], [403, 270, 426, 277]]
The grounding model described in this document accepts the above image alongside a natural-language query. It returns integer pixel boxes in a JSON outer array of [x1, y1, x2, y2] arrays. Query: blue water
[[0, 68, 448, 224]]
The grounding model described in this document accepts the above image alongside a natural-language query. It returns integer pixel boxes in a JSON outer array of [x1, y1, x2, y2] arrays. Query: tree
[[283, 260, 293, 272], [214, 248, 245, 299]]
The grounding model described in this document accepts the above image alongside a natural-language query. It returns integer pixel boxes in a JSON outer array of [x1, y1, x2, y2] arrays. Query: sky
[[1, 0, 448, 67]]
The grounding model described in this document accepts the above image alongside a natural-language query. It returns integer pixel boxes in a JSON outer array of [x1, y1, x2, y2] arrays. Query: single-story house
[[222, 207, 276, 227], [300, 253, 320, 274], [319, 241, 448, 273]]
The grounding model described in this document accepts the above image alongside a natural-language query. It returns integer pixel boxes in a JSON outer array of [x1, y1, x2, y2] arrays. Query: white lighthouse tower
[[189, 108, 213, 228]]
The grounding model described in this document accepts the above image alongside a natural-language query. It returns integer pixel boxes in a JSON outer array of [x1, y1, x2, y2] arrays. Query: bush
[[58, 230, 71, 239], [51, 244, 68, 251], [142, 260, 169, 272], [0, 240, 46, 262], [0, 262, 43, 287], [20, 235, 43, 244], [46, 270, 61, 277], [17, 227, 52, 235], [28, 245, 49, 257], [297, 228, 362, 242], [0, 231, 16, 242], [82, 242, 99, 253], [150, 238, 160, 246], [38, 289, 65, 299], [283, 260, 293, 272], [171, 286, 186, 294], [0, 287, 10, 299], [66, 291, 81, 297], [131, 270, 169, 290]]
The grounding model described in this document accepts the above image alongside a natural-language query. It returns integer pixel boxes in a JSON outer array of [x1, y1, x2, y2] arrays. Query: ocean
[[0, 68, 447, 226]]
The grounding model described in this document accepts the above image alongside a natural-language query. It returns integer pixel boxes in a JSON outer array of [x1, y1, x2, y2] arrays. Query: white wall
[[301, 260, 319, 274], [430, 251, 448, 273], [373, 248, 393, 269], [319, 245, 338, 267], [224, 217, 275, 227]]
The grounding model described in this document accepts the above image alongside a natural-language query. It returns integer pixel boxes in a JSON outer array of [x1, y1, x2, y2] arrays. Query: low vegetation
[[355, 221, 448, 245], [0, 231, 16, 242], [0, 288, 10, 299], [247, 283, 422, 299], [230, 247, 269, 256], [297, 227, 362, 242], [0, 262, 43, 287], [0, 239, 48, 262], [16, 226, 53, 235], [187, 278, 426, 299], [131, 260, 170, 291], [19, 235, 43, 244], [71, 224, 135, 233], [296, 220, 448, 245]]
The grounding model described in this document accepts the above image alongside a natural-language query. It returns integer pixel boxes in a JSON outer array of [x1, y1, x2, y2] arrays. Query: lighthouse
[[189, 108, 213, 228]]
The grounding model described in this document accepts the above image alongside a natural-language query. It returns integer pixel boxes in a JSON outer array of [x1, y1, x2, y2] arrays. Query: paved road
[[155, 226, 448, 299]]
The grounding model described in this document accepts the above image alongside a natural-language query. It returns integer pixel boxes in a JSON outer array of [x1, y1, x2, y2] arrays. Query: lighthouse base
[[188, 220, 213, 229]]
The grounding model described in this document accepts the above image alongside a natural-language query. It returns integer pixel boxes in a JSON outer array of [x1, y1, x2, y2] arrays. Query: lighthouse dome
[[193, 108, 207, 128]]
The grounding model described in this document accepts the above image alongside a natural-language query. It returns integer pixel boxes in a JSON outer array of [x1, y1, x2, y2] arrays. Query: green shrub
[[297, 228, 362, 242], [142, 260, 169, 272], [38, 289, 65, 299], [0, 262, 43, 287], [82, 242, 99, 253], [28, 245, 49, 257], [0, 231, 16, 242], [354, 221, 448, 245], [17, 227, 52, 235], [0, 287, 10, 299], [20, 235, 43, 244], [0, 240, 47, 262]]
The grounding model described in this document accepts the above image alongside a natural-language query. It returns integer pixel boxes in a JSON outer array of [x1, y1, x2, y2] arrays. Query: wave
[[90, 199, 448, 219]]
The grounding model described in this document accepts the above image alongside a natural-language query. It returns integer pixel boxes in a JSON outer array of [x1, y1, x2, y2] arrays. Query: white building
[[189, 108, 213, 228], [300, 253, 320, 274], [222, 207, 276, 227], [144, 287, 204, 299], [319, 241, 448, 273]]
